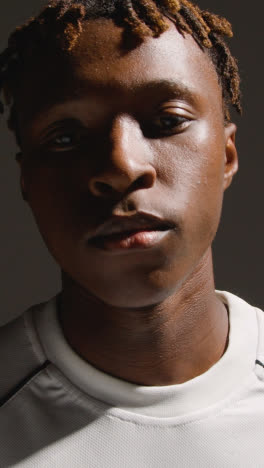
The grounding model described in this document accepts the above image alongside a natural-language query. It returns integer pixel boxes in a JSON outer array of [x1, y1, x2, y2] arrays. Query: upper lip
[[87, 212, 175, 241]]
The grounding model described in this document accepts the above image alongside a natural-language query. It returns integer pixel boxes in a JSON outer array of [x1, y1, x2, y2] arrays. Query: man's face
[[17, 18, 238, 307]]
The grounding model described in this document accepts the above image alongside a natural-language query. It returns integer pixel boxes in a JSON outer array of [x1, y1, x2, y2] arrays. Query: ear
[[223, 123, 239, 191], [16, 152, 28, 201]]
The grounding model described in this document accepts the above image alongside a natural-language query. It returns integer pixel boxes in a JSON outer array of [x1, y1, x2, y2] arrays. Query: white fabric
[[0, 290, 264, 467]]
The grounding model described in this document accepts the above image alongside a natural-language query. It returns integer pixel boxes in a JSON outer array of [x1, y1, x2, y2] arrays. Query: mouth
[[88, 225, 173, 251], [87, 211, 175, 252]]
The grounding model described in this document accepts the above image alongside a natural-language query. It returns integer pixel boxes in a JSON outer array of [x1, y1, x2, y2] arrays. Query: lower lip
[[89, 229, 171, 251]]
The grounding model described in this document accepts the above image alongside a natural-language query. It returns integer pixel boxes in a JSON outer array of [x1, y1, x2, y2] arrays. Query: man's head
[[0, 0, 240, 307]]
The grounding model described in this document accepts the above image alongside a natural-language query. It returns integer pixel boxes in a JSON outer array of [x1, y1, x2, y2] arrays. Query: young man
[[0, 0, 263, 466]]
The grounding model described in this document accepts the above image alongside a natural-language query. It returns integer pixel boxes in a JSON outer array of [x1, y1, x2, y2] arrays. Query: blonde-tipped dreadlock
[[0, 0, 242, 147]]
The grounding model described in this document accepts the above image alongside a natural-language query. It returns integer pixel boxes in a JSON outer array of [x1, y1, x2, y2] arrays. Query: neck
[[58, 249, 229, 386]]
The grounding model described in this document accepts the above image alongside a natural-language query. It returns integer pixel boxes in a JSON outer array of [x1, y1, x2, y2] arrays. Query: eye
[[52, 133, 78, 150], [154, 114, 190, 134], [55, 135, 73, 146], [44, 130, 84, 152]]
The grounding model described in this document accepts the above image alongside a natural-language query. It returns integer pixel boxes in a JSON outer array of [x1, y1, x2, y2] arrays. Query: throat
[[58, 289, 229, 386]]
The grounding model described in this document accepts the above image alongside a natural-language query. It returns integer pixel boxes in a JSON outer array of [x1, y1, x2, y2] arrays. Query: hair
[[0, 0, 242, 148]]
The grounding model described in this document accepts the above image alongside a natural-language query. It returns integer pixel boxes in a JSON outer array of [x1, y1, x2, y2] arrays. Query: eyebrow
[[134, 79, 198, 103], [28, 78, 198, 128]]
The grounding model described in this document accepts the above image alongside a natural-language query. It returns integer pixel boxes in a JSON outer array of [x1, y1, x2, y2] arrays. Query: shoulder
[[254, 305, 264, 379], [217, 290, 264, 380], [0, 303, 48, 406]]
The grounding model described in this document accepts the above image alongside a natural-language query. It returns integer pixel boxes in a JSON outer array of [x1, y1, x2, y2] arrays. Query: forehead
[[73, 18, 218, 89], [16, 18, 222, 127]]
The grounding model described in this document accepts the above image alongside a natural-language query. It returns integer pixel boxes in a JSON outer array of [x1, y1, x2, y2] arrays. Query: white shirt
[[0, 290, 263, 467]]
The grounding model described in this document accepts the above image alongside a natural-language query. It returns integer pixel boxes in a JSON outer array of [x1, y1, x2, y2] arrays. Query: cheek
[[156, 123, 226, 238], [25, 167, 76, 240], [158, 120, 225, 191]]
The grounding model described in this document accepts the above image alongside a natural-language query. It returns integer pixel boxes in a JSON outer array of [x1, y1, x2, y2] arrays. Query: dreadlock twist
[[0, 0, 242, 147]]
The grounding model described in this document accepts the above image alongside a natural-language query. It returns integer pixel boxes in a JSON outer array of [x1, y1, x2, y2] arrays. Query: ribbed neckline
[[33, 291, 258, 418]]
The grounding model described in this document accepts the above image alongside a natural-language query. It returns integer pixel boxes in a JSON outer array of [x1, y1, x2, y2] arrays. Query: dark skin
[[16, 17, 238, 386]]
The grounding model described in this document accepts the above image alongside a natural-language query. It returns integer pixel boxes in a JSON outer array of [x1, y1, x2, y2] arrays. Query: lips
[[87, 212, 175, 244]]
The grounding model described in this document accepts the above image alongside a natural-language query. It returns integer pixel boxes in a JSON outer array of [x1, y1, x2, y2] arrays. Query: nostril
[[131, 176, 144, 191], [94, 181, 115, 196]]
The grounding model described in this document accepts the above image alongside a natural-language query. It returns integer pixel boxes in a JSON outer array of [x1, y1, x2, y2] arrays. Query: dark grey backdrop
[[0, 1, 263, 325]]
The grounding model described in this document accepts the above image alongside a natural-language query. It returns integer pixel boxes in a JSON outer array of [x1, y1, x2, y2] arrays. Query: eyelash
[[46, 114, 190, 150]]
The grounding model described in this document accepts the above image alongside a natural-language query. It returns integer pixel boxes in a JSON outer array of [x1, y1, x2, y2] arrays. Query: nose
[[88, 115, 156, 198]]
